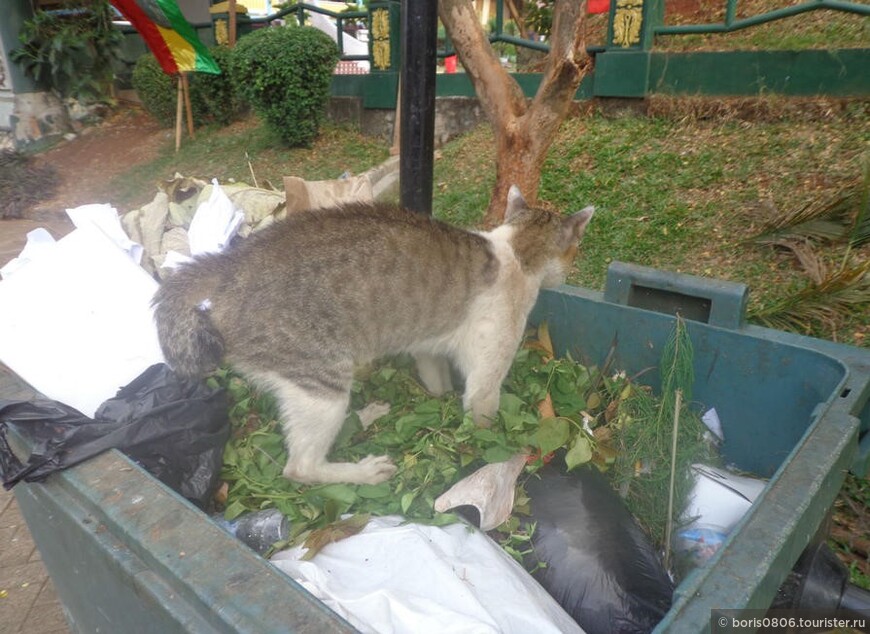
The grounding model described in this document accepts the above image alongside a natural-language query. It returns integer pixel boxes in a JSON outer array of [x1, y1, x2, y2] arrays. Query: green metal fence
[[481, 0, 870, 98], [596, 0, 870, 97], [116, 0, 869, 105]]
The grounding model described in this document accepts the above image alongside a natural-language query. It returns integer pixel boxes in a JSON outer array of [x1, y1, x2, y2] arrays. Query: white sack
[[0, 225, 164, 416], [271, 516, 584, 634]]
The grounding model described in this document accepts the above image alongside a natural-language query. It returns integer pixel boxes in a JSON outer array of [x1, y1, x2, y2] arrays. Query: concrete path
[[0, 487, 70, 634], [1, 211, 74, 634]]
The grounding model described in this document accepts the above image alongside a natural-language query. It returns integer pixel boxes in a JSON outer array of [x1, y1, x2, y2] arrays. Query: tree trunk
[[438, 0, 591, 226]]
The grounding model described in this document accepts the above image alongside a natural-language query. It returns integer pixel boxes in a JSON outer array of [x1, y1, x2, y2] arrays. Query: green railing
[[427, 0, 870, 99], [595, 0, 870, 97], [656, 0, 869, 37], [116, 0, 869, 103]]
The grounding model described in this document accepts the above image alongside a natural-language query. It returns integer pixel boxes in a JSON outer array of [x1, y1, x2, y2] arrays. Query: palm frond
[[767, 238, 828, 284], [848, 158, 870, 248], [749, 261, 870, 333], [747, 180, 861, 246]]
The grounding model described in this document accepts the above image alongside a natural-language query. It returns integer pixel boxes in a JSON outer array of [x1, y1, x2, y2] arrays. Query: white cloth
[[0, 224, 163, 416], [271, 516, 584, 634]]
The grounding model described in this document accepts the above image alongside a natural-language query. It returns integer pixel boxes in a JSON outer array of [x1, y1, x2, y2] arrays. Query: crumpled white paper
[[0, 223, 163, 417], [271, 516, 585, 634], [0, 228, 56, 279], [164, 179, 245, 269], [66, 203, 143, 264]]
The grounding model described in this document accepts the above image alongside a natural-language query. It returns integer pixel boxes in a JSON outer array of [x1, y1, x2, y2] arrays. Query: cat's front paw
[[354, 454, 397, 484]]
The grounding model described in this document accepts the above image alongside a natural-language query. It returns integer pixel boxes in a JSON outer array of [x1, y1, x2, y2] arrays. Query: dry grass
[[0, 150, 59, 219]]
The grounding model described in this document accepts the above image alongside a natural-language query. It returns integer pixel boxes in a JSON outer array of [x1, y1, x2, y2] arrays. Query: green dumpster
[[6, 262, 869, 633]]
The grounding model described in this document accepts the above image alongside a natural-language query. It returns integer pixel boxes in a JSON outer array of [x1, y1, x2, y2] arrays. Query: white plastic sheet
[[65, 203, 143, 264], [0, 224, 163, 417], [684, 463, 766, 532], [271, 516, 585, 634], [0, 228, 56, 279], [163, 179, 245, 270]]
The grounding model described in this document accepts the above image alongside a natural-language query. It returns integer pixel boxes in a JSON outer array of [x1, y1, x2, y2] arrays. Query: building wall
[[0, 0, 71, 147], [178, 0, 212, 23]]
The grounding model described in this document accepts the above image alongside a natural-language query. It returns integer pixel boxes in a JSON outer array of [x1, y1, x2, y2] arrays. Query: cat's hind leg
[[247, 370, 396, 485]]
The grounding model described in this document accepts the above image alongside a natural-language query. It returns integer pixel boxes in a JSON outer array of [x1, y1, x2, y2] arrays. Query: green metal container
[[7, 262, 869, 633]]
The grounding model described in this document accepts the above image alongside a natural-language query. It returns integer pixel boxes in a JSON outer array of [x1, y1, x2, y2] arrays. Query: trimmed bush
[[230, 25, 339, 147], [132, 54, 175, 126], [194, 46, 244, 126], [132, 47, 242, 128]]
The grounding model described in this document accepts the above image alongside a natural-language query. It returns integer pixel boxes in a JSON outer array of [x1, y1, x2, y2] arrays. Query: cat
[[152, 186, 593, 486]]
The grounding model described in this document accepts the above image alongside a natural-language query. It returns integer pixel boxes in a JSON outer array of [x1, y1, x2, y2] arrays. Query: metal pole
[[400, 0, 438, 215]]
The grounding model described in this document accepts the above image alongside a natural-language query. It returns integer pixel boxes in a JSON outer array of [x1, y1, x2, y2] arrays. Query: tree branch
[[532, 0, 591, 118], [439, 0, 527, 125]]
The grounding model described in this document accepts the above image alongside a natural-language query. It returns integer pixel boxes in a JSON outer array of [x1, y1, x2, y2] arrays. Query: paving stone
[[0, 493, 70, 633], [0, 525, 37, 568], [20, 599, 71, 634]]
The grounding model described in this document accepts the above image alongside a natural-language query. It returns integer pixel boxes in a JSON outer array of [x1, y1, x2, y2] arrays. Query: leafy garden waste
[[0, 170, 761, 634]]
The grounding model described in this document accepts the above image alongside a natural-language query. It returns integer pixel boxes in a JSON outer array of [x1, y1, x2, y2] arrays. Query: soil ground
[[0, 105, 169, 264]]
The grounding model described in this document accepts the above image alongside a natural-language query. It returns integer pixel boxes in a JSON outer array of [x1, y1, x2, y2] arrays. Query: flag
[[588, 0, 611, 14], [111, 0, 221, 75]]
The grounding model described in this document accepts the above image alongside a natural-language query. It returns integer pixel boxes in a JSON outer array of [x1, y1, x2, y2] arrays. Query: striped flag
[[112, 0, 220, 75]]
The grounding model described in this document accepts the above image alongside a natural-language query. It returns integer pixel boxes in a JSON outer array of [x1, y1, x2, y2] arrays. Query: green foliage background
[[132, 46, 242, 128], [229, 26, 339, 147], [11, 0, 122, 102]]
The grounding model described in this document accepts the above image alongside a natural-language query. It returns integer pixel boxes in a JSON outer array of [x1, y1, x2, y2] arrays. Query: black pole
[[399, 0, 438, 215]]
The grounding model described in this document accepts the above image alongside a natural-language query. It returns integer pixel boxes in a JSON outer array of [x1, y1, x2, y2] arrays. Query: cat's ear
[[560, 206, 594, 247], [504, 185, 527, 222]]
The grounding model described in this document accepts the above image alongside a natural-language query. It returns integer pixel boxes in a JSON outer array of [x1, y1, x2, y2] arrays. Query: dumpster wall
[[531, 281, 868, 632], [7, 276, 870, 634], [14, 450, 354, 634], [532, 286, 848, 477]]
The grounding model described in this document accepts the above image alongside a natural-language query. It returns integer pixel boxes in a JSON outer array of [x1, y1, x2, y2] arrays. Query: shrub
[[132, 47, 242, 128], [11, 1, 122, 103], [193, 46, 245, 127], [230, 25, 339, 147], [0, 150, 59, 219], [132, 54, 175, 126]]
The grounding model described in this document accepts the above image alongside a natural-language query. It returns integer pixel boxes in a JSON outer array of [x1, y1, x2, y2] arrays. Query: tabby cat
[[153, 187, 593, 485]]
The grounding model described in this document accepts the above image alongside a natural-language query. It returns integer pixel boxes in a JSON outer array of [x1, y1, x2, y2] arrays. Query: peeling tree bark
[[438, 0, 592, 226]]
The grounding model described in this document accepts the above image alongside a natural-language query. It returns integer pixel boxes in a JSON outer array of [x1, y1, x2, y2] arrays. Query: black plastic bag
[[0, 363, 229, 510], [522, 464, 675, 634]]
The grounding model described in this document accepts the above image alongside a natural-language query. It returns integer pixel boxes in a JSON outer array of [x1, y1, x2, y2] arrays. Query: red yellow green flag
[[111, 0, 221, 75]]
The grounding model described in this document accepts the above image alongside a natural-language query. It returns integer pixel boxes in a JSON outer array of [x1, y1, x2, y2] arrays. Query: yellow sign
[[613, 0, 644, 48], [372, 8, 390, 38], [371, 8, 391, 70], [215, 19, 228, 46]]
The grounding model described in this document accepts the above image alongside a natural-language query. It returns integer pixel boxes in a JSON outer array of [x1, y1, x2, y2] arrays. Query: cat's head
[[502, 185, 594, 288]]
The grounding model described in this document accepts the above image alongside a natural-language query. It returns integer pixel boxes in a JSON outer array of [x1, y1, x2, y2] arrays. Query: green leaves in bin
[[216, 321, 717, 556]]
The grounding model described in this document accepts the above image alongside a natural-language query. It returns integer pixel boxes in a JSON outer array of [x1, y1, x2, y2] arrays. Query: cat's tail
[[152, 269, 225, 379]]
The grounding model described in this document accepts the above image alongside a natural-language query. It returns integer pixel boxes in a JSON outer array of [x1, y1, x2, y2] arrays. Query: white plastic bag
[[187, 179, 245, 256], [271, 516, 584, 634]]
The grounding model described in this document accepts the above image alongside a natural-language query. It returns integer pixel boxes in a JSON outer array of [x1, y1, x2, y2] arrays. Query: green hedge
[[132, 46, 243, 128], [229, 25, 339, 147]]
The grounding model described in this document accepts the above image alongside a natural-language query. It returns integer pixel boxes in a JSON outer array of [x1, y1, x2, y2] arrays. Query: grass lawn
[[107, 118, 391, 212], [434, 100, 869, 345]]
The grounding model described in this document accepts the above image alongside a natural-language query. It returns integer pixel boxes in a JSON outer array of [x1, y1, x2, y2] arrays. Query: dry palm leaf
[[749, 261, 870, 333], [768, 238, 828, 285], [748, 180, 862, 246]]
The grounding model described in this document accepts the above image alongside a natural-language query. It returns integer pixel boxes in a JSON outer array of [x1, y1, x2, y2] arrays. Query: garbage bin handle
[[603, 261, 749, 330]]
